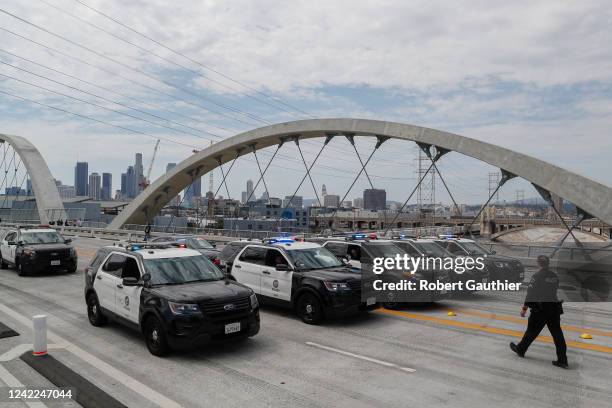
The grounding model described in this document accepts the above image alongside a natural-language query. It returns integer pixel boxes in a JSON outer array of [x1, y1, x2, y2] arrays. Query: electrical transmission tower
[[488, 172, 501, 203], [415, 146, 436, 218]]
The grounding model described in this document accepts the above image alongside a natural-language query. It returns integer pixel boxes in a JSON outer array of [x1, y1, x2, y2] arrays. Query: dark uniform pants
[[517, 310, 567, 364]]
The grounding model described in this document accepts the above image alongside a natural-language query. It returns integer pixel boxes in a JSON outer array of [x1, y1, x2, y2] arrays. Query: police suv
[[229, 238, 376, 324], [84, 243, 260, 356], [435, 237, 524, 283], [0, 226, 77, 275]]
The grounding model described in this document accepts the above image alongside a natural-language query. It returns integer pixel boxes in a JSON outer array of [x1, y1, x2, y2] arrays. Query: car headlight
[[324, 281, 351, 292], [250, 293, 259, 309], [69, 247, 76, 257], [493, 261, 505, 268], [168, 301, 200, 315]]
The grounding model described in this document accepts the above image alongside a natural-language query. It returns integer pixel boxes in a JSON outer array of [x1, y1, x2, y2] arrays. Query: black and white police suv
[[0, 226, 77, 275], [229, 237, 376, 324], [84, 242, 260, 356]]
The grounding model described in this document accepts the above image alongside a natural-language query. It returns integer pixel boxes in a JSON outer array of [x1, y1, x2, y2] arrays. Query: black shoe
[[510, 342, 524, 357], [552, 361, 569, 369]]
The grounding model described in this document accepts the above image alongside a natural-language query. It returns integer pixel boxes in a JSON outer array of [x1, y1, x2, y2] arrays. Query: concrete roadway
[[0, 237, 611, 408]]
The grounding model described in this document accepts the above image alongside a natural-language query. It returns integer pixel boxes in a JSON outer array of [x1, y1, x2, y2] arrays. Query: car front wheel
[[87, 293, 108, 326], [144, 316, 169, 357], [297, 293, 324, 325]]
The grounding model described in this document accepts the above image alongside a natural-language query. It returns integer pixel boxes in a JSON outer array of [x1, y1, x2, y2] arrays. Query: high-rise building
[[166, 163, 177, 173], [74, 162, 88, 196], [321, 184, 327, 197], [135, 153, 144, 194], [324, 194, 340, 208], [183, 177, 202, 207], [120, 173, 127, 197], [353, 197, 364, 208], [246, 179, 254, 202], [26, 179, 33, 196], [101, 173, 112, 201], [88, 172, 101, 200], [283, 195, 303, 209], [363, 188, 386, 210], [125, 166, 136, 198], [241, 191, 247, 204]]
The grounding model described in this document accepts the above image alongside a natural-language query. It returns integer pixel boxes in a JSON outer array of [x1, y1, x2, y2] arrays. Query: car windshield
[[20, 231, 64, 244], [286, 247, 344, 270], [366, 242, 407, 258], [460, 242, 491, 256], [411, 242, 449, 258], [184, 237, 214, 249], [143, 255, 224, 285]]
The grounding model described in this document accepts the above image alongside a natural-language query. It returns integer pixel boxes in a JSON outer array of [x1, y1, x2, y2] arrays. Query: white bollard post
[[32, 315, 47, 356]]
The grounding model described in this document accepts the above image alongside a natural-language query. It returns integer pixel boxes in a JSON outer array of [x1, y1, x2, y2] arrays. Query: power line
[[0, 47, 235, 137], [72, 0, 315, 119], [0, 8, 269, 126], [0, 89, 199, 148], [0, 71, 218, 143], [39, 0, 308, 121], [0, 26, 253, 130], [0, 59, 224, 140]]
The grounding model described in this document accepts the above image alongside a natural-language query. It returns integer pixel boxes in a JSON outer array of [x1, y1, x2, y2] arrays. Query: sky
[[1, 0, 611, 205]]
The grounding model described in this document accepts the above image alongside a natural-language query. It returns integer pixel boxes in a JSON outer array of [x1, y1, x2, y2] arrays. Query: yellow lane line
[[448, 307, 612, 338], [375, 308, 612, 354]]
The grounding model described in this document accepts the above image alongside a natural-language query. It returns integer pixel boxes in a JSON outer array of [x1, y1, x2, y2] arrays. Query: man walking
[[510, 255, 568, 368]]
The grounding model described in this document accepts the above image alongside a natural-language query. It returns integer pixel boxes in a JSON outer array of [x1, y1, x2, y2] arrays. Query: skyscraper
[[363, 188, 386, 210], [101, 173, 112, 201], [135, 153, 144, 194], [88, 172, 101, 200], [120, 173, 127, 197], [183, 177, 202, 206], [125, 166, 136, 198], [166, 163, 177, 173], [321, 184, 327, 197], [324, 194, 340, 208], [74, 162, 88, 196], [246, 179, 254, 202]]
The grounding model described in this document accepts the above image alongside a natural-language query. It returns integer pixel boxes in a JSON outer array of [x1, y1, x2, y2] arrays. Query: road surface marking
[[375, 308, 612, 354], [0, 303, 183, 408], [305, 341, 416, 373], [0, 364, 48, 407], [0, 344, 66, 362], [449, 307, 612, 337]]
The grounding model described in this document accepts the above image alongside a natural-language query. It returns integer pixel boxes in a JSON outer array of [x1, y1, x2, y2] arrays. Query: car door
[[94, 252, 126, 314], [1, 231, 17, 263], [260, 248, 292, 301], [231, 246, 267, 294], [116, 255, 143, 324]]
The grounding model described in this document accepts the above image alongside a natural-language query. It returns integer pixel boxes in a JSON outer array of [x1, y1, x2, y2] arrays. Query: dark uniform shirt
[[524, 267, 563, 314]]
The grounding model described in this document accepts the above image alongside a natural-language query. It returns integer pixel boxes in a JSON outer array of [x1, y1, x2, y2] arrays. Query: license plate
[[482, 277, 488, 284], [366, 296, 376, 306], [50, 260, 61, 266], [224, 322, 240, 334]]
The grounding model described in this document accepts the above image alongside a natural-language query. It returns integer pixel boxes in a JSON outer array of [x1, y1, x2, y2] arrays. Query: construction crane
[[140, 139, 160, 190]]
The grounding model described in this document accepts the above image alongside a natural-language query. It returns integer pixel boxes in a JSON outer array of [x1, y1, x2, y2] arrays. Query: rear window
[[89, 249, 110, 269], [220, 242, 249, 262]]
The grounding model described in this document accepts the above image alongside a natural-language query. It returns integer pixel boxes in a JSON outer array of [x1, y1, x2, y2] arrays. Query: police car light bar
[[264, 237, 295, 244]]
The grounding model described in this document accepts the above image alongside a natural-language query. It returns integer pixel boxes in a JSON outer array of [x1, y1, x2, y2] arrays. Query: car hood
[[151, 280, 252, 303], [24, 243, 72, 251], [301, 267, 362, 281]]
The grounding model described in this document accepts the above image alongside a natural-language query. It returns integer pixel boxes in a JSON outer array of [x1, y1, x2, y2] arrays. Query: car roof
[[104, 244, 202, 259], [18, 228, 57, 233], [270, 241, 321, 250]]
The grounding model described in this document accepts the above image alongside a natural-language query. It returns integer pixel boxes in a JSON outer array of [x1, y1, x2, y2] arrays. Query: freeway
[[0, 237, 611, 407]]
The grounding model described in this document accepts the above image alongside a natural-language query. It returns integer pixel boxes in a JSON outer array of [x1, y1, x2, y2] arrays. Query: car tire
[[16, 260, 28, 276], [87, 293, 108, 327], [144, 316, 170, 357], [68, 264, 78, 274], [296, 293, 324, 325]]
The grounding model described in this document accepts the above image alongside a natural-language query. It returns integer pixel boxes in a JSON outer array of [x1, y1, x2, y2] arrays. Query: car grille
[[199, 296, 250, 321], [35, 249, 71, 260], [347, 280, 362, 291]]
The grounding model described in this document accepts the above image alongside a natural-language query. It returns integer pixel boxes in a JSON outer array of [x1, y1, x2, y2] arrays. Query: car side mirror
[[142, 273, 151, 283], [17, 240, 24, 246], [64, 238, 72, 244], [276, 264, 290, 271], [122, 277, 140, 286], [491, 250, 496, 255], [211, 243, 216, 248]]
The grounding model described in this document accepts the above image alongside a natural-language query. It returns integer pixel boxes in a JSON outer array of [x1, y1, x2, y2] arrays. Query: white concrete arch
[[108, 119, 612, 228], [0, 133, 66, 224]]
